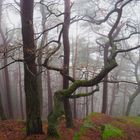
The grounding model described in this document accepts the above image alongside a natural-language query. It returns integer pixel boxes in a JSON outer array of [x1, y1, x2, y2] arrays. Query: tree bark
[[0, 91, 6, 120], [21, 0, 43, 135], [47, 91, 64, 137], [18, 62, 24, 119], [125, 86, 140, 116], [102, 45, 109, 114], [47, 70, 53, 114], [63, 0, 73, 128]]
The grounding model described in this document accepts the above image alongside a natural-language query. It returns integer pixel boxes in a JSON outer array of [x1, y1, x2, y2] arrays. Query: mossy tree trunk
[[21, 0, 43, 135], [47, 91, 64, 137], [47, 56, 118, 137]]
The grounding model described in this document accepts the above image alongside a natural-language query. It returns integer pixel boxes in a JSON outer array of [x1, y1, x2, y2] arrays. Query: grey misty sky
[[2, 0, 140, 48]]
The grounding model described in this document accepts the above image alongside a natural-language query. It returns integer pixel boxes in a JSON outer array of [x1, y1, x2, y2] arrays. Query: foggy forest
[[0, 0, 140, 140]]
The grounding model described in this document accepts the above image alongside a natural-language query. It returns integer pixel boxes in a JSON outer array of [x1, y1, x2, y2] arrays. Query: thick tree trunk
[[63, 0, 73, 128], [21, 0, 43, 135], [47, 91, 64, 137]]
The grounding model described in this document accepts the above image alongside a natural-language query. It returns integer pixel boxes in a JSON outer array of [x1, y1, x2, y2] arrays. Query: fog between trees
[[0, 0, 140, 136]]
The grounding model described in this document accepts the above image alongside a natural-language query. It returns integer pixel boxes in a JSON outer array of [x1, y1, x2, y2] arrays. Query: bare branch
[[102, 80, 138, 85], [0, 59, 23, 70], [114, 32, 140, 42], [116, 45, 140, 54], [35, 23, 63, 40]]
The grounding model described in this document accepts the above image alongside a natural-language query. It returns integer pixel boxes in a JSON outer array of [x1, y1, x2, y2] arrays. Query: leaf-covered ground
[[0, 113, 140, 140]]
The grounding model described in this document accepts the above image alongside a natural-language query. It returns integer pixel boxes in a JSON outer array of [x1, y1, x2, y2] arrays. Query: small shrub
[[101, 124, 124, 140]]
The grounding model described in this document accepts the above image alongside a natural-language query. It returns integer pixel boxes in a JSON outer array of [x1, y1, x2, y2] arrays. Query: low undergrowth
[[101, 124, 124, 140], [0, 113, 140, 140]]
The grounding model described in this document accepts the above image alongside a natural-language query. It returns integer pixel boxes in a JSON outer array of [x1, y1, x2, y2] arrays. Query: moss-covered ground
[[0, 113, 140, 140]]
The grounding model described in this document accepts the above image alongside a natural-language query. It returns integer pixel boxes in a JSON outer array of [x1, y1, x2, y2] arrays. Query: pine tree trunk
[[63, 0, 73, 128], [0, 91, 6, 120], [3, 56, 13, 119], [47, 70, 53, 114], [18, 63, 24, 119], [102, 46, 109, 114]]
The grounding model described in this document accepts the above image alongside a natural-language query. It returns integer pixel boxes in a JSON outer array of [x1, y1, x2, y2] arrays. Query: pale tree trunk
[[37, 53, 43, 114], [3, 56, 13, 118], [40, 0, 53, 115], [125, 51, 140, 116], [72, 22, 79, 119], [85, 71, 89, 116], [109, 83, 119, 115], [91, 87, 94, 112], [21, 0, 43, 135], [125, 86, 140, 116], [122, 84, 127, 115], [0, 0, 13, 119]]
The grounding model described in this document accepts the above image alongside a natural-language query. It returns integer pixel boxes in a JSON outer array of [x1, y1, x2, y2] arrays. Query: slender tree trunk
[[72, 23, 79, 119], [91, 87, 94, 112], [0, 0, 13, 119], [85, 71, 89, 116], [40, 1, 53, 115], [3, 56, 13, 118], [122, 84, 127, 115], [37, 51, 43, 114], [0, 91, 6, 120], [125, 51, 140, 116], [125, 86, 140, 116], [0, 1, 5, 120], [102, 46, 109, 114], [18, 63, 24, 119], [21, 0, 43, 135], [109, 83, 119, 115], [63, 0, 73, 128], [47, 70, 53, 114]]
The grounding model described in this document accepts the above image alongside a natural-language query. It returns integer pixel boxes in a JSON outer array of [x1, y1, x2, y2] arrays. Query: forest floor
[[0, 113, 140, 140]]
